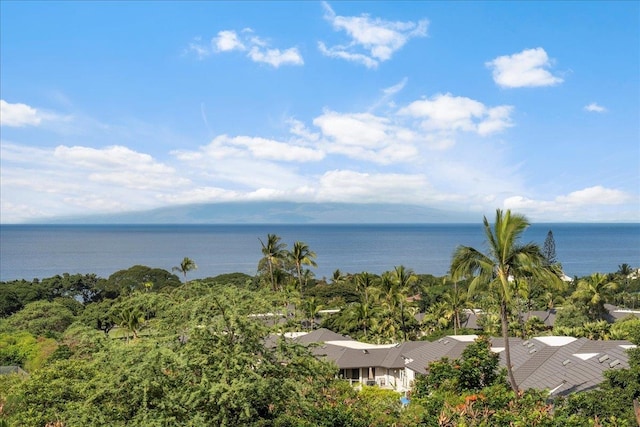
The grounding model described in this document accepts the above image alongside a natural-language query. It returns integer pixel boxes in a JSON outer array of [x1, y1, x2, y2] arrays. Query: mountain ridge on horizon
[[26, 201, 481, 225]]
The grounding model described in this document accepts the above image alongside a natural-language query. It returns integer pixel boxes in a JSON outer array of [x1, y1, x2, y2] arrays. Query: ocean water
[[0, 224, 638, 282]]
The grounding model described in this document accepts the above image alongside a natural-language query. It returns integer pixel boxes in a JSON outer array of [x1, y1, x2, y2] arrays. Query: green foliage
[[414, 336, 503, 397], [0, 331, 58, 371], [1, 301, 75, 338], [554, 303, 590, 329], [104, 265, 181, 298], [306, 281, 360, 305], [1, 287, 341, 426], [542, 230, 557, 265], [79, 299, 117, 334], [0, 258, 637, 426], [203, 272, 256, 289]]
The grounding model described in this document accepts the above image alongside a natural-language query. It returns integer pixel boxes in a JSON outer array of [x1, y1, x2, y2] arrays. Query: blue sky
[[1, 1, 638, 223]]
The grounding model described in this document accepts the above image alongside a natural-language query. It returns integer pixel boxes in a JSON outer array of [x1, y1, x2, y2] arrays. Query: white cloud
[[248, 46, 304, 67], [383, 78, 408, 96], [287, 118, 320, 142], [317, 42, 379, 69], [1, 100, 42, 127], [486, 47, 563, 88], [316, 170, 429, 203], [188, 28, 303, 67], [320, 2, 428, 68], [556, 186, 631, 205], [1, 142, 190, 220], [206, 135, 324, 162], [503, 186, 634, 220], [398, 93, 514, 136], [214, 30, 245, 52], [368, 78, 408, 112], [584, 102, 607, 113], [313, 110, 418, 163], [187, 37, 211, 59]]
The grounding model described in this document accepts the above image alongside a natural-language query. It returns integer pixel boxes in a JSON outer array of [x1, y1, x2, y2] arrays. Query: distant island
[[31, 201, 480, 224]]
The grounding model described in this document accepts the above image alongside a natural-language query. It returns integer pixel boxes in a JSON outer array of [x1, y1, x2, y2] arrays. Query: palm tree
[[113, 306, 143, 342], [342, 286, 379, 340], [289, 241, 317, 297], [391, 266, 417, 341], [259, 234, 287, 292], [442, 278, 471, 335], [172, 257, 197, 284], [573, 272, 618, 319], [302, 296, 322, 331], [354, 272, 377, 293], [617, 263, 633, 277], [450, 209, 559, 394]]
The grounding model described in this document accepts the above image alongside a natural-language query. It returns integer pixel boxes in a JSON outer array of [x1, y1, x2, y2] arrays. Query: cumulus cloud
[[486, 47, 563, 88], [171, 132, 323, 192], [584, 102, 607, 113], [1, 100, 43, 127], [214, 30, 245, 52], [504, 186, 633, 220], [313, 110, 418, 163], [187, 29, 303, 67], [398, 93, 513, 141], [319, 2, 428, 68]]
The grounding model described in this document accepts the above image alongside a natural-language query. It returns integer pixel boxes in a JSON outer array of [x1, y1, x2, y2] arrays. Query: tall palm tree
[[450, 209, 559, 394], [259, 234, 287, 292], [391, 265, 417, 341], [289, 241, 317, 297], [172, 257, 197, 284]]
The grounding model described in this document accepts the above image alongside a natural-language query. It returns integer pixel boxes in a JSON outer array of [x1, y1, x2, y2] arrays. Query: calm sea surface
[[1, 224, 639, 282]]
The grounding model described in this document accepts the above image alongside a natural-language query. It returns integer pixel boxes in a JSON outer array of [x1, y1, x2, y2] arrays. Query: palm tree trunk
[[297, 263, 303, 297], [400, 301, 407, 342], [501, 299, 519, 395], [268, 261, 276, 292], [454, 309, 460, 335]]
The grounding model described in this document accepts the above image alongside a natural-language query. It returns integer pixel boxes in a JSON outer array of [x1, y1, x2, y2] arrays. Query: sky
[[1, 1, 639, 223]]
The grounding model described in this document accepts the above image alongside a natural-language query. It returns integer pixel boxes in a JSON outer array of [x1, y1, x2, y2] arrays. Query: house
[[402, 334, 636, 396], [604, 304, 640, 322], [284, 329, 636, 396], [285, 328, 423, 391]]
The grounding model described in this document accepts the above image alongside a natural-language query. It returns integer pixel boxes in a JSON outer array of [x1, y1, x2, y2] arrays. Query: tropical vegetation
[[1, 211, 639, 426]]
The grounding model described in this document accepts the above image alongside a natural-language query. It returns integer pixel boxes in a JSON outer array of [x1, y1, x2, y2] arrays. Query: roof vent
[[562, 359, 571, 366], [522, 340, 530, 346], [598, 354, 610, 363], [443, 340, 450, 345], [529, 348, 537, 354], [363, 349, 369, 354], [609, 359, 621, 368], [527, 343, 535, 348]]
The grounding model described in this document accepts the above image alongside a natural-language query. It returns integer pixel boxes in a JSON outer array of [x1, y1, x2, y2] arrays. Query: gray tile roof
[[287, 328, 636, 396], [403, 336, 477, 374], [295, 328, 352, 344]]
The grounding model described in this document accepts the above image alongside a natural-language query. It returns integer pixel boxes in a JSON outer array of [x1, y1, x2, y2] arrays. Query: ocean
[[0, 223, 639, 282]]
